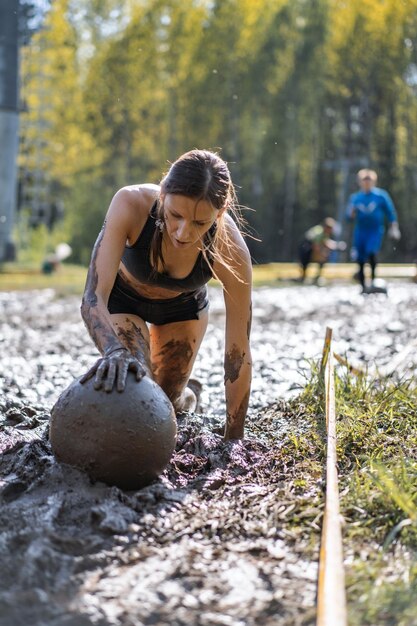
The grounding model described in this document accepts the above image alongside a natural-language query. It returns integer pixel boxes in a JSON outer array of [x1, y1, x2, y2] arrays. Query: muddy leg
[[150, 314, 208, 412]]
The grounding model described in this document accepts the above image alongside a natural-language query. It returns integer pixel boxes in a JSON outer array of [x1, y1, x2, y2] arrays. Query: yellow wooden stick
[[333, 351, 365, 377], [317, 328, 347, 626]]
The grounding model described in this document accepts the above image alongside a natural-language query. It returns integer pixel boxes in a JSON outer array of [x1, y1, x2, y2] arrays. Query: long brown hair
[[150, 149, 246, 280]]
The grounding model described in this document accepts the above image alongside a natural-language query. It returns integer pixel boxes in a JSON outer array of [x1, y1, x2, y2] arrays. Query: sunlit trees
[[19, 0, 417, 263]]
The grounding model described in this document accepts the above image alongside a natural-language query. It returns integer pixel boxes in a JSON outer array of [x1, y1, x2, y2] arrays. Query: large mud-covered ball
[[50, 373, 177, 490]]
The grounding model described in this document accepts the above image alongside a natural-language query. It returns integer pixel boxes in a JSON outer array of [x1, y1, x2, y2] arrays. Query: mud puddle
[[1, 281, 416, 625]]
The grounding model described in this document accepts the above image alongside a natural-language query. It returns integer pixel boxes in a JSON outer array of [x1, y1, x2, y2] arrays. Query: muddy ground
[[1, 280, 417, 626]]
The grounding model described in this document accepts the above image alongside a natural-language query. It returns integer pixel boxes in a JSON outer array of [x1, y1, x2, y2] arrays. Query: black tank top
[[121, 202, 215, 292]]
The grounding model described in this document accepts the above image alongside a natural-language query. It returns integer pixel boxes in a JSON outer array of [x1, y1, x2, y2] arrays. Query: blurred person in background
[[346, 169, 400, 292], [41, 243, 72, 274], [298, 217, 345, 284]]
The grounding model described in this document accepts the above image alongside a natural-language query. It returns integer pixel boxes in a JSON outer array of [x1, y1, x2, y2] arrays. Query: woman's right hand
[[80, 347, 147, 392]]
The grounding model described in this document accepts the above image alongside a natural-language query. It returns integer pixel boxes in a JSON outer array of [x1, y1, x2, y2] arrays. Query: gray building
[[0, 0, 20, 261]]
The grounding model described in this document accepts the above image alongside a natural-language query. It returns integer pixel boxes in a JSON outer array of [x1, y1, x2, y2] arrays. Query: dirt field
[[1, 281, 416, 625]]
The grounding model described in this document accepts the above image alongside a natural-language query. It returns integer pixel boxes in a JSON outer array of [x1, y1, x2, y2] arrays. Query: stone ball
[[50, 373, 177, 490]]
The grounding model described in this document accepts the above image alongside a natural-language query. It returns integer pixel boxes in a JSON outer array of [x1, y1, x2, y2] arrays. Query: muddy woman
[[80, 149, 252, 440]]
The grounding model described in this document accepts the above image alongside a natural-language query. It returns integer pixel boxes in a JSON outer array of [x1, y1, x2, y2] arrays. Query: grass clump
[[0, 263, 87, 294], [300, 364, 417, 625]]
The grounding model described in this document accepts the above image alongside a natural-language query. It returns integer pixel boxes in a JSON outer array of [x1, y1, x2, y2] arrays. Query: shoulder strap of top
[[129, 200, 158, 248]]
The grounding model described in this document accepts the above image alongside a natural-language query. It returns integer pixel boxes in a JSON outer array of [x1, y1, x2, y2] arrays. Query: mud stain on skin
[[226, 389, 250, 437], [117, 267, 139, 291], [114, 319, 152, 372], [91, 317, 119, 354], [80, 224, 121, 354], [153, 339, 194, 401], [247, 302, 252, 341], [224, 344, 245, 384], [82, 224, 106, 309]]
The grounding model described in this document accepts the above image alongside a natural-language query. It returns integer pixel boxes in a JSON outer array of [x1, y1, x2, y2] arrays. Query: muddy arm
[[80, 189, 149, 390], [80, 190, 133, 354], [215, 218, 253, 440], [81, 232, 124, 357], [223, 346, 252, 439]]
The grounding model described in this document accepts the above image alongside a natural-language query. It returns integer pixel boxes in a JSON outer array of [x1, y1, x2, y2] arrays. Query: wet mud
[[1, 282, 417, 625]]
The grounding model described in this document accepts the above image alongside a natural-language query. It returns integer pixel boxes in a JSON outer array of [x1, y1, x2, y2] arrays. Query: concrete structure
[[0, 0, 19, 261]]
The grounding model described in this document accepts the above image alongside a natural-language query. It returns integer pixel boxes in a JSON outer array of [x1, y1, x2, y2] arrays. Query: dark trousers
[[357, 254, 377, 288]]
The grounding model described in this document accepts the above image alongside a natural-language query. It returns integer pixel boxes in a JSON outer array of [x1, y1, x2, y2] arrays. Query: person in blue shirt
[[346, 169, 401, 291]]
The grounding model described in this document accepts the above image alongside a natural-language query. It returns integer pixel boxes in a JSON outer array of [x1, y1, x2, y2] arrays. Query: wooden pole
[[317, 327, 347, 626]]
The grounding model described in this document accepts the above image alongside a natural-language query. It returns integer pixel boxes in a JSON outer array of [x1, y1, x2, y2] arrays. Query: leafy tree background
[[18, 0, 417, 265]]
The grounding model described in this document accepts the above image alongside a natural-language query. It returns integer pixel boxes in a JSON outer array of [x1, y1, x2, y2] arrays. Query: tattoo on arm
[[80, 224, 121, 354], [82, 225, 105, 310]]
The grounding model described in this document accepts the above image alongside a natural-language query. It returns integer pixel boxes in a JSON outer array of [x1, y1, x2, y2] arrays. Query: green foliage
[[14, 219, 71, 266], [300, 363, 417, 624], [18, 0, 417, 264]]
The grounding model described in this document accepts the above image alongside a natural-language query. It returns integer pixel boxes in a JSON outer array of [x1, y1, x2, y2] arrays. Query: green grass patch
[[0, 261, 415, 293], [251, 262, 416, 286], [297, 366, 417, 625], [0, 263, 87, 295]]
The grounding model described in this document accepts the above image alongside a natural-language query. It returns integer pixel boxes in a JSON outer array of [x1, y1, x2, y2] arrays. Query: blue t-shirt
[[346, 187, 397, 231]]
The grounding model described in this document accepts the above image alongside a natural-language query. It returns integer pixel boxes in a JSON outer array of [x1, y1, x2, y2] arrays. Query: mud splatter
[[153, 339, 194, 402], [225, 389, 251, 440], [80, 223, 126, 357], [114, 318, 151, 371], [80, 223, 106, 311], [224, 343, 245, 384], [247, 301, 252, 340]]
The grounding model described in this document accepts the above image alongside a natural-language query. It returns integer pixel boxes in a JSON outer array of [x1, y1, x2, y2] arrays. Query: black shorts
[[107, 274, 209, 325]]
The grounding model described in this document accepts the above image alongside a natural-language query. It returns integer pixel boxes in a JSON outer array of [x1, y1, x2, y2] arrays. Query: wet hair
[[150, 149, 246, 280], [160, 149, 233, 211]]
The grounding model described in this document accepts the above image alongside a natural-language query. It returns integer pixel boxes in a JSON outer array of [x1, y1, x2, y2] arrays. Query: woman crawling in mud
[[80, 149, 252, 440]]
